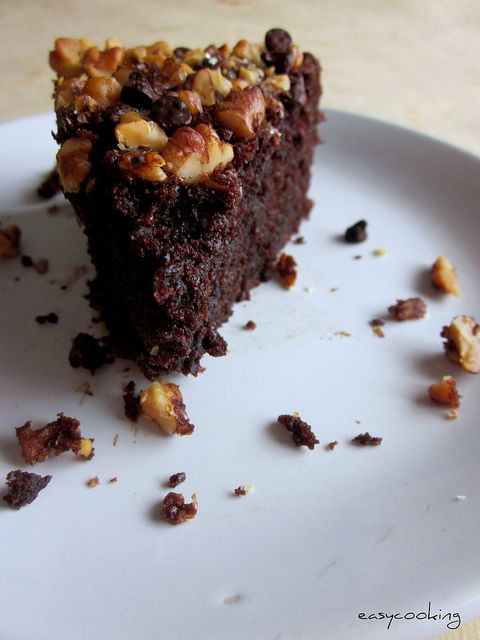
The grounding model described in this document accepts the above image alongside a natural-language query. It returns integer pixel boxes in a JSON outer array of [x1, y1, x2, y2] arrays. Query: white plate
[[0, 111, 479, 640]]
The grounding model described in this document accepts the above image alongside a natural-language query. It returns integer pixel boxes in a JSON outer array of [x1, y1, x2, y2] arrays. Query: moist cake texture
[[50, 29, 322, 378]]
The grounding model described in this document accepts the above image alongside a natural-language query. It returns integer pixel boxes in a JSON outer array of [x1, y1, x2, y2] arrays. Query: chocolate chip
[[261, 48, 294, 74], [120, 71, 156, 108], [202, 46, 220, 69], [265, 28, 292, 55], [21, 255, 33, 267], [151, 95, 192, 131], [345, 220, 367, 243]]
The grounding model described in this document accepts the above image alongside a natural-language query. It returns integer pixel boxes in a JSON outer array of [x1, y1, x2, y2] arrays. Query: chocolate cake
[[50, 29, 322, 378]]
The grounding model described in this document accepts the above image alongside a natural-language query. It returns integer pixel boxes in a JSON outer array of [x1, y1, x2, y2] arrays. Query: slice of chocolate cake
[[50, 29, 322, 378]]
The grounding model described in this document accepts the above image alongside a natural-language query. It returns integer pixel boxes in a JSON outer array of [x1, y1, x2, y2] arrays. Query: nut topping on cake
[[49, 38, 95, 78], [56, 137, 93, 193], [117, 149, 168, 182], [215, 86, 265, 140], [115, 111, 168, 150], [193, 68, 233, 106]]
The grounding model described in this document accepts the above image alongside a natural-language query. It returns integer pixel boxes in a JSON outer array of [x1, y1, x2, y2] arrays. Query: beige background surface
[[0, 1, 479, 638]]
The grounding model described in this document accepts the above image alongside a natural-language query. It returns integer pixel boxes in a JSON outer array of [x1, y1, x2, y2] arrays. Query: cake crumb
[[388, 298, 427, 321], [446, 409, 459, 421], [21, 255, 33, 267], [16, 414, 94, 464], [113, 434, 119, 446], [35, 312, 58, 325], [352, 432, 382, 446], [33, 258, 49, 274], [345, 220, 367, 243], [277, 414, 319, 450], [168, 472, 186, 488], [293, 236, 305, 245], [276, 252, 297, 288], [47, 205, 59, 215], [244, 320, 257, 330], [123, 380, 141, 422], [330, 287, 339, 293], [326, 441, 338, 451], [108, 477, 118, 484], [334, 330, 351, 337], [86, 476, 100, 488], [161, 492, 197, 525], [353, 254, 362, 260], [0, 225, 21, 257], [69, 332, 114, 374], [3, 470, 52, 509], [37, 167, 60, 199]]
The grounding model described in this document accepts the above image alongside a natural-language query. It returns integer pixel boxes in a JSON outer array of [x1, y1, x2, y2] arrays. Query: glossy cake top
[[50, 29, 311, 192]]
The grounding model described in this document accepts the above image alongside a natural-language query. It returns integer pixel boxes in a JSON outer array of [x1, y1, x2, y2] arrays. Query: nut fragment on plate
[[428, 376, 460, 408], [388, 297, 427, 321], [215, 86, 266, 140], [441, 315, 480, 373], [276, 252, 297, 288], [16, 414, 94, 465], [431, 255, 460, 296], [3, 470, 52, 509], [56, 137, 93, 193], [140, 382, 194, 435], [0, 225, 21, 257], [161, 491, 197, 524]]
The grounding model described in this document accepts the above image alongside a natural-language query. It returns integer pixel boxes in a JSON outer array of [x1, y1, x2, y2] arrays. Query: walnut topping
[[54, 75, 88, 109], [49, 38, 95, 79], [0, 225, 21, 257], [239, 65, 264, 85], [117, 149, 167, 182], [83, 76, 122, 108], [193, 68, 232, 106], [178, 90, 203, 115], [441, 315, 480, 373], [115, 111, 168, 151], [140, 382, 194, 435], [56, 137, 93, 193], [215, 86, 265, 140], [428, 376, 460, 408], [82, 45, 124, 77], [162, 123, 233, 183], [183, 48, 206, 67], [265, 74, 291, 93], [388, 297, 427, 321], [431, 255, 460, 296], [162, 60, 195, 89]]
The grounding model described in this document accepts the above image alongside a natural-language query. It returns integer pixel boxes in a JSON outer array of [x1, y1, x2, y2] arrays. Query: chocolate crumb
[[16, 413, 94, 464], [86, 476, 100, 488], [108, 477, 118, 484], [3, 470, 51, 509], [113, 434, 119, 447], [345, 220, 367, 243], [234, 486, 247, 496], [353, 255, 362, 260], [33, 258, 49, 274], [244, 320, 257, 330], [21, 255, 33, 268], [69, 332, 114, 374], [161, 492, 197, 525], [168, 472, 186, 488], [277, 414, 319, 449], [351, 432, 382, 446], [326, 441, 338, 451], [35, 312, 58, 325], [388, 298, 427, 321], [293, 236, 305, 245], [123, 380, 141, 422], [276, 252, 297, 288], [370, 318, 385, 327], [37, 168, 60, 199], [0, 225, 21, 257]]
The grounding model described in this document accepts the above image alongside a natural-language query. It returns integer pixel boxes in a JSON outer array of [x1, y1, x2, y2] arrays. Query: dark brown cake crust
[[51, 31, 322, 378], [3, 470, 52, 509]]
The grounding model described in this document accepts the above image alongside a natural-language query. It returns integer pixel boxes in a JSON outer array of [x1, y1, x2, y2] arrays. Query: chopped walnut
[[86, 476, 100, 488], [215, 86, 265, 140], [168, 472, 186, 488], [161, 492, 197, 524], [117, 149, 167, 182], [123, 380, 141, 422], [428, 376, 460, 408], [3, 470, 52, 509], [432, 256, 460, 296], [277, 414, 319, 450], [326, 441, 338, 451], [140, 382, 194, 435], [388, 297, 427, 321], [441, 315, 480, 373], [0, 225, 21, 257], [16, 414, 94, 465], [351, 432, 382, 446], [49, 38, 95, 78], [115, 111, 168, 151], [56, 137, 93, 193], [265, 74, 291, 93], [193, 68, 232, 106]]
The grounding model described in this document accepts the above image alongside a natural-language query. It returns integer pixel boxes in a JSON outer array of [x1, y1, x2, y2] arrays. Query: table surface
[[0, 1, 479, 639]]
